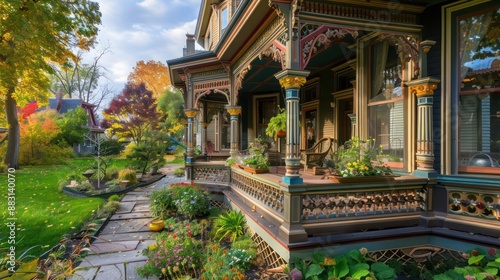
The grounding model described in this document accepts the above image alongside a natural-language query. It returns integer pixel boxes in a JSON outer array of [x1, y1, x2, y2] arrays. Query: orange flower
[[212, 244, 218, 250], [223, 249, 228, 255], [222, 276, 229, 280]]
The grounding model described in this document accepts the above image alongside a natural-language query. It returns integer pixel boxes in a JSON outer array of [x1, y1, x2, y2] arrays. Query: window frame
[[443, 0, 500, 175], [363, 38, 407, 170]]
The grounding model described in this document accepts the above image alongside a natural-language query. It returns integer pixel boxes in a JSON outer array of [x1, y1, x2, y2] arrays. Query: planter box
[[329, 175, 398, 183], [243, 167, 269, 174]]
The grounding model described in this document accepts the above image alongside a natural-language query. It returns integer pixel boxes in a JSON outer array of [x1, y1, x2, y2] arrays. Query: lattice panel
[[251, 231, 288, 280], [210, 199, 230, 211], [231, 172, 284, 215], [193, 167, 230, 183], [448, 191, 500, 220], [368, 245, 465, 265], [301, 188, 424, 220]]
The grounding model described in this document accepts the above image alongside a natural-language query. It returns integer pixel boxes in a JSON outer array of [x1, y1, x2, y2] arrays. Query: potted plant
[[242, 137, 270, 173], [265, 107, 287, 140], [331, 137, 395, 182]]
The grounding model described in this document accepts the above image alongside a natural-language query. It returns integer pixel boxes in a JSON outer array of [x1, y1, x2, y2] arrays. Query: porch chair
[[299, 137, 333, 172]]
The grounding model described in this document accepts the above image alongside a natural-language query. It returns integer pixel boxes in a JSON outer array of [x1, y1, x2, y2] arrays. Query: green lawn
[[0, 158, 130, 257]]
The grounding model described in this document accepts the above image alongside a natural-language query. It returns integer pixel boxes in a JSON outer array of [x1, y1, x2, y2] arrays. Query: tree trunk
[[5, 89, 20, 169]]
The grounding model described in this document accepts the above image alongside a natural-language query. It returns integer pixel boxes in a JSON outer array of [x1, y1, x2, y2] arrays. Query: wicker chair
[[299, 137, 333, 171]]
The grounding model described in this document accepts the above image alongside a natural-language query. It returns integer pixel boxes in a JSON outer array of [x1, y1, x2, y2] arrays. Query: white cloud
[[85, 0, 202, 96], [137, 0, 168, 16]]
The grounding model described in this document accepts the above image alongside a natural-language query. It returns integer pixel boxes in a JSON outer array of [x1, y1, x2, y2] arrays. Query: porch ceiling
[[239, 43, 354, 95]]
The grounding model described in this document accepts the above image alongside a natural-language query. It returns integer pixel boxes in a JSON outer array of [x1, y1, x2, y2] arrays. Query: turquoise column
[[184, 108, 199, 164], [225, 105, 241, 157], [275, 69, 310, 185]]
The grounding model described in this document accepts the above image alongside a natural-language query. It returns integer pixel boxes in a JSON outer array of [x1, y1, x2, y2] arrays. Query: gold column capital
[[225, 105, 241, 116], [407, 77, 440, 97], [184, 108, 199, 118], [278, 76, 307, 89], [275, 69, 310, 89], [201, 122, 209, 128]]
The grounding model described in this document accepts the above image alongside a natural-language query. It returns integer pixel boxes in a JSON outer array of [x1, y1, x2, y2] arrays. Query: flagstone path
[[70, 165, 184, 280]]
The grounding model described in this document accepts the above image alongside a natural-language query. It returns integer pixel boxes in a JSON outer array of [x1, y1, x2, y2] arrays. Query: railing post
[[279, 185, 308, 243]]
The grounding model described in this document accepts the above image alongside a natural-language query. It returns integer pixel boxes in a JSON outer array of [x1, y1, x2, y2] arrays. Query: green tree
[[54, 107, 89, 146], [157, 88, 185, 139], [0, 0, 101, 169]]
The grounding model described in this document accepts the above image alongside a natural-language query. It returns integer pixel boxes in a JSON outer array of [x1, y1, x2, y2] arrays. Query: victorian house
[[167, 0, 500, 266]]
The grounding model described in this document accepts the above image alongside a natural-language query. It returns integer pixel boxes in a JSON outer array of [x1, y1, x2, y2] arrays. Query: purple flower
[[290, 268, 303, 280], [487, 247, 497, 256]]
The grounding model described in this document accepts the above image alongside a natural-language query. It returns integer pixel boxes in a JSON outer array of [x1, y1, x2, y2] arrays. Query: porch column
[[275, 69, 310, 185], [225, 105, 241, 157], [184, 108, 199, 163], [407, 77, 440, 178]]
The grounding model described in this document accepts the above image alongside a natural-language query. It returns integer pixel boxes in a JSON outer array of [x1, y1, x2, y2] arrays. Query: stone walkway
[[70, 166, 184, 280]]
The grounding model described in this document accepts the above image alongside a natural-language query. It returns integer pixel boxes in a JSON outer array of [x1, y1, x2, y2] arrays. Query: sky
[[87, 0, 202, 95]]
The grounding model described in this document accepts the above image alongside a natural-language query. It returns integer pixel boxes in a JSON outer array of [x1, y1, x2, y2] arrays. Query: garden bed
[[62, 174, 165, 199]]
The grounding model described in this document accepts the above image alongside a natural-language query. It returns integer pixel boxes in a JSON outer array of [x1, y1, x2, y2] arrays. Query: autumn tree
[[157, 88, 186, 139], [127, 60, 171, 98], [101, 83, 160, 144], [0, 0, 101, 169], [19, 110, 72, 165]]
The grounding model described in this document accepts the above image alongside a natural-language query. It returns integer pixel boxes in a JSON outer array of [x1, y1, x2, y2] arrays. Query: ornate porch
[[187, 161, 500, 263]]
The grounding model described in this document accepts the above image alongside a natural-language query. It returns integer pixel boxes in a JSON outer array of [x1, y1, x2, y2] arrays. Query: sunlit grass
[[0, 157, 129, 256]]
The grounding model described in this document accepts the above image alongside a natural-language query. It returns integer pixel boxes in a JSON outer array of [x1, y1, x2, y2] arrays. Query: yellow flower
[[148, 243, 156, 250], [323, 257, 336, 266]]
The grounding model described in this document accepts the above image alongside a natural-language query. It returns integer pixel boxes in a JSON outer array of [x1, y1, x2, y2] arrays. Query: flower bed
[[141, 182, 277, 279]]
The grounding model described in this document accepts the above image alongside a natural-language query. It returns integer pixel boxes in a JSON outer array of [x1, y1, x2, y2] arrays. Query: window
[[221, 110, 230, 149], [456, 4, 500, 173], [255, 95, 278, 143], [221, 6, 228, 34], [368, 42, 404, 168]]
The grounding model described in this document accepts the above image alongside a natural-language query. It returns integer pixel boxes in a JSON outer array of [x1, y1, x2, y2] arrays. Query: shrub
[[108, 194, 122, 202], [150, 187, 175, 219], [58, 179, 70, 192], [232, 235, 258, 260], [201, 244, 246, 280], [106, 166, 121, 180], [173, 167, 184, 177], [288, 248, 396, 280], [100, 139, 123, 155], [225, 249, 254, 270], [170, 182, 211, 218], [214, 210, 246, 242], [101, 201, 120, 216], [150, 183, 211, 219], [76, 182, 93, 192], [118, 168, 137, 184]]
